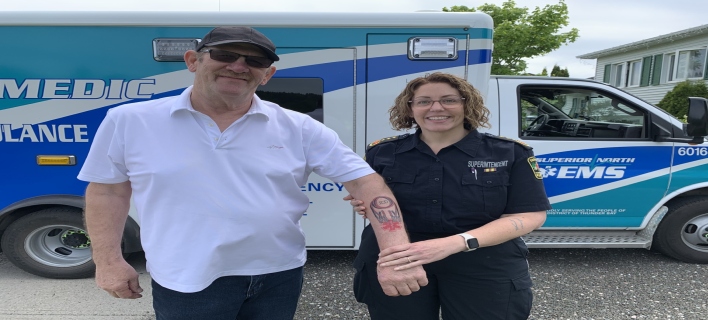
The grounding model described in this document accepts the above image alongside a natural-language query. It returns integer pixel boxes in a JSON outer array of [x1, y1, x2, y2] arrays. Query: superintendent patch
[[527, 156, 542, 179]]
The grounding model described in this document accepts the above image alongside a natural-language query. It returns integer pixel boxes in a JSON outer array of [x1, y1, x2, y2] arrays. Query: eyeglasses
[[202, 49, 274, 68], [409, 97, 465, 107]]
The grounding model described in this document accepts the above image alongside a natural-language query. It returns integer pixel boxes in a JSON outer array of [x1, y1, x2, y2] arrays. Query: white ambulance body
[[1, 11, 707, 279]]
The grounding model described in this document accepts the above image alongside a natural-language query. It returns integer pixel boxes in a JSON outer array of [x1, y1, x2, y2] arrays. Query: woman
[[347, 72, 550, 319]]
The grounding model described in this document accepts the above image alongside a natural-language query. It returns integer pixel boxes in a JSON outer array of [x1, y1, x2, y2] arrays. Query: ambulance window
[[256, 78, 324, 122], [520, 86, 647, 140]]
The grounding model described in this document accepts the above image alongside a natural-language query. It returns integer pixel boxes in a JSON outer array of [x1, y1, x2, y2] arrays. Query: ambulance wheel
[[653, 196, 708, 264], [1, 207, 96, 279]]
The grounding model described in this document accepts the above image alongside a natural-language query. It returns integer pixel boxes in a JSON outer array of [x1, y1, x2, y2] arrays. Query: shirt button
[[386, 177, 392, 181], [432, 200, 438, 204], [434, 178, 440, 181], [486, 180, 493, 184]]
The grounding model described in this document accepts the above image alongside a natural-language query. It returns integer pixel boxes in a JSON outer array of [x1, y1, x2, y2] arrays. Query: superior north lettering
[[536, 157, 635, 163], [0, 78, 156, 100], [536, 158, 593, 163], [0, 124, 89, 143]]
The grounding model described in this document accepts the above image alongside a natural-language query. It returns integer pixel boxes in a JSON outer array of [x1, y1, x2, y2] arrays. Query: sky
[[2, 0, 707, 79]]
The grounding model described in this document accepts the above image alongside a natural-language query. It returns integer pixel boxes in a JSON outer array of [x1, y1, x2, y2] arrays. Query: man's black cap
[[196, 27, 279, 62]]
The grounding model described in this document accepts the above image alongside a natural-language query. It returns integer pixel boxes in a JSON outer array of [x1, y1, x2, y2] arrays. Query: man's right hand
[[376, 263, 428, 296], [95, 259, 143, 299]]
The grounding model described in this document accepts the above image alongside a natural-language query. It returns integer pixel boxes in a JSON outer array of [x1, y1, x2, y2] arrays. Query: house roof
[[577, 24, 708, 59]]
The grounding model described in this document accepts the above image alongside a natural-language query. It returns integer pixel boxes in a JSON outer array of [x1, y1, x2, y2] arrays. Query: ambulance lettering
[[535, 156, 633, 179], [0, 78, 156, 100], [0, 124, 89, 143]]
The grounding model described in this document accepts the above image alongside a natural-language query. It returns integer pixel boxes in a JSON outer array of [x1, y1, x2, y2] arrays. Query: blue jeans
[[152, 266, 304, 320]]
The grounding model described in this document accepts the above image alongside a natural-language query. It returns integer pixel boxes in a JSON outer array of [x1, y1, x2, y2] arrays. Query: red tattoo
[[370, 196, 402, 232]]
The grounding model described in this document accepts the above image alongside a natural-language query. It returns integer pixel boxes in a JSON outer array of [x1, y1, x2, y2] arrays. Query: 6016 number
[[677, 147, 708, 156]]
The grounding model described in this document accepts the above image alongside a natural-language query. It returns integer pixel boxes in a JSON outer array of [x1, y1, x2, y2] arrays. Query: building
[[578, 25, 708, 105]]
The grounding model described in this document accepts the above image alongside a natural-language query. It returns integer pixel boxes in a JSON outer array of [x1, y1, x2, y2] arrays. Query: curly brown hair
[[389, 72, 490, 130]]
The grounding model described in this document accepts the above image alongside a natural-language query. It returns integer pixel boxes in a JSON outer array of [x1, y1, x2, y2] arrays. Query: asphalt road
[[1, 248, 707, 319]]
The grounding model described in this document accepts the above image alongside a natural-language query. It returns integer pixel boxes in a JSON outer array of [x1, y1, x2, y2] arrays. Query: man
[[78, 26, 427, 320]]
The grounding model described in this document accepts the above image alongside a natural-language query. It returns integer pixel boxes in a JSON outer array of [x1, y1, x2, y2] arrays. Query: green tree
[[657, 80, 708, 119], [443, 1, 579, 75], [550, 64, 569, 77], [540, 67, 548, 76]]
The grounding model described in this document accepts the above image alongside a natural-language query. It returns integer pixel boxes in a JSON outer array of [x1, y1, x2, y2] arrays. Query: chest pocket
[[381, 167, 416, 198], [461, 172, 509, 216]]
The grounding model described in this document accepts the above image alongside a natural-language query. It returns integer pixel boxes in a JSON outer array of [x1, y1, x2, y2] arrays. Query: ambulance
[[1, 11, 707, 279]]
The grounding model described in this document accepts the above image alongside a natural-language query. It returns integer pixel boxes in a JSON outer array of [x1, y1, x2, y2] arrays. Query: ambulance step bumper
[[523, 230, 652, 249]]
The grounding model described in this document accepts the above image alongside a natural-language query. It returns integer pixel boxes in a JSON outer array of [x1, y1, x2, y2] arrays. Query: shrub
[[657, 80, 708, 119]]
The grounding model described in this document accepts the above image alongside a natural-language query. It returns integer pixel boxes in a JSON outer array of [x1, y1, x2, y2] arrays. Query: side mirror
[[654, 97, 707, 144], [686, 97, 708, 137]]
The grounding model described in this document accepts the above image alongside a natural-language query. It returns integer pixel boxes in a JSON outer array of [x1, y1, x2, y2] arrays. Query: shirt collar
[[395, 131, 419, 153], [395, 129, 483, 157], [170, 85, 271, 120], [453, 129, 483, 158]]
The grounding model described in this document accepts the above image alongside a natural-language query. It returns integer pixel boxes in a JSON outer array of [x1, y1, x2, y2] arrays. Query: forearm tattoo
[[370, 196, 402, 232], [509, 218, 525, 231]]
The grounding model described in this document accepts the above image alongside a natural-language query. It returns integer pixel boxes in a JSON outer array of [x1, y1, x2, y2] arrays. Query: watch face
[[467, 237, 479, 250]]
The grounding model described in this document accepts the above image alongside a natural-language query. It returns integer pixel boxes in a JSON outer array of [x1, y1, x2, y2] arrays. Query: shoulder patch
[[528, 156, 543, 179], [366, 134, 410, 151], [484, 133, 533, 150]]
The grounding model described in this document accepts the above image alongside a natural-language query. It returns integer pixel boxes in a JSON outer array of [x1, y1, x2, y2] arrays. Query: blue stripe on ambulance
[[274, 50, 491, 92]]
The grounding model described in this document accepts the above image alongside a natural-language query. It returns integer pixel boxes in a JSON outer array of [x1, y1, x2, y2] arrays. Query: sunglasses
[[202, 49, 274, 68]]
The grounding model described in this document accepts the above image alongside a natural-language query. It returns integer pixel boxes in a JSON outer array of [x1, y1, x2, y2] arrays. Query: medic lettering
[[0, 78, 155, 100], [0, 124, 89, 143]]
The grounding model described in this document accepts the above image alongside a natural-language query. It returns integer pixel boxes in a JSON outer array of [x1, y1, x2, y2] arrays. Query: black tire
[[653, 196, 708, 264], [1, 207, 96, 279]]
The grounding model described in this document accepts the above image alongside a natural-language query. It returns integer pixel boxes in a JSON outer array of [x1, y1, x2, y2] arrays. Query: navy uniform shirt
[[354, 129, 552, 279], [366, 129, 551, 237], [354, 130, 551, 286]]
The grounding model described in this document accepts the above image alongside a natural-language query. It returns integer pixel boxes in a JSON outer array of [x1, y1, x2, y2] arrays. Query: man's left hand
[[376, 263, 428, 296]]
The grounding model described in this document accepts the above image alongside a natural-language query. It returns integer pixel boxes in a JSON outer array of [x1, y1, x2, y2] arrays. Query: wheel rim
[[681, 213, 708, 253], [24, 224, 92, 267]]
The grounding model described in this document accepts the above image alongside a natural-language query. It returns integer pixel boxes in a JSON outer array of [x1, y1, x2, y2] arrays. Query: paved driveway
[[2, 248, 707, 319]]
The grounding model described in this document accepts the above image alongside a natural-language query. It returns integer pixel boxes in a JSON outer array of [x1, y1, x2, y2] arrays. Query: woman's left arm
[[466, 210, 546, 248], [377, 210, 546, 270]]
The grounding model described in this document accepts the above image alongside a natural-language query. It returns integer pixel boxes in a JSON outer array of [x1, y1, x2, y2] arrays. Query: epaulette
[[366, 134, 410, 151], [484, 133, 533, 150]]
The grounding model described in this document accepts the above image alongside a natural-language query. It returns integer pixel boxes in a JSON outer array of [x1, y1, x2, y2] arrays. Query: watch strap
[[457, 233, 478, 252]]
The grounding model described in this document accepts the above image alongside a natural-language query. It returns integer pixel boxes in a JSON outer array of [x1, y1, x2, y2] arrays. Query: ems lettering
[[0, 79, 156, 100], [0, 124, 89, 143], [556, 166, 625, 179]]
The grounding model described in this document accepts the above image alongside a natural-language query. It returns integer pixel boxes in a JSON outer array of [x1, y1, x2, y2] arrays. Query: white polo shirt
[[78, 86, 374, 293]]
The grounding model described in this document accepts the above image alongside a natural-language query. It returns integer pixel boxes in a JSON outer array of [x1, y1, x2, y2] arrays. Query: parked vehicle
[[1, 11, 706, 279]]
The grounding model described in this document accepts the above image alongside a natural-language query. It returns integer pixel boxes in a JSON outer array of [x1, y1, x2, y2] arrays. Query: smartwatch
[[458, 233, 479, 252]]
